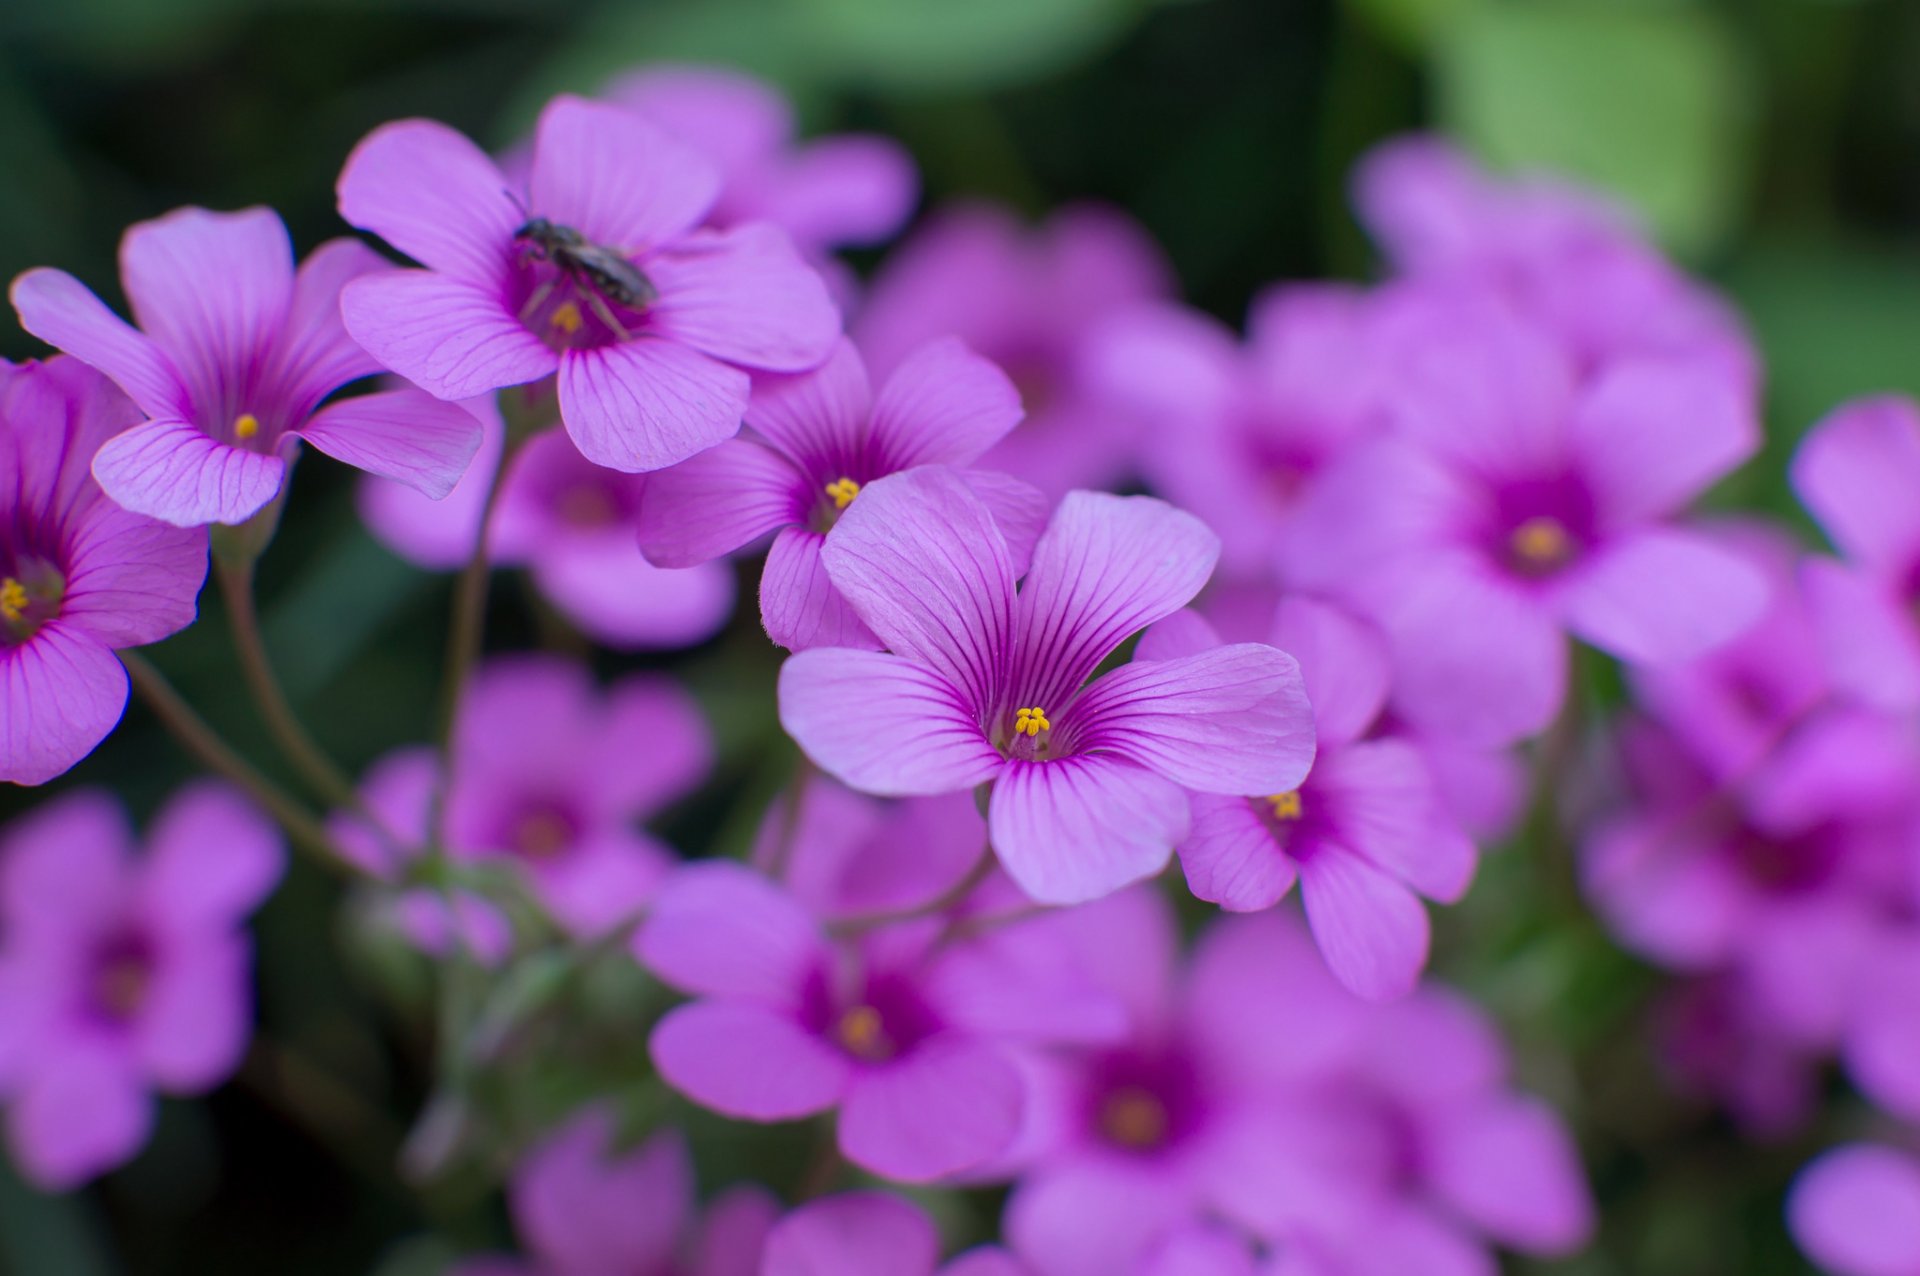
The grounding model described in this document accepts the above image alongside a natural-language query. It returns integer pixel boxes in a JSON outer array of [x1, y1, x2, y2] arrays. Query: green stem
[[826, 843, 998, 937], [216, 557, 365, 815], [120, 651, 357, 878]]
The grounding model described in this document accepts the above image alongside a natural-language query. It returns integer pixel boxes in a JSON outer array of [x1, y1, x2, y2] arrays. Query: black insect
[[510, 204, 657, 340]]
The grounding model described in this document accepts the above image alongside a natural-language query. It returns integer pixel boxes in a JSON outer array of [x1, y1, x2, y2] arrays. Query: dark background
[[3, 0, 1919, 1271]]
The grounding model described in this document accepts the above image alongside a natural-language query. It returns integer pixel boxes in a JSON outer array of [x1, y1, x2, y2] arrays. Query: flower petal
[[59, 504, 209, 648], [141, 781, 284, 928], [1066, 643, 1315, 795], [533, 539, 735, 651], [6, 1038, 151, 1191], [960, 469, 1048, 579], [118, 206, 293, 417], [819, 466, 1014, 712], [0, 625, 129, 786], [1801, 556, 1920, 711], [1791, 396, 1920, 572], [1177, 793, 1297, 911], [778, 648, 1003, 795], [838, 1037, 1022, 1182], [336, 117, 518, 286], [266, 238, 390, 414], [1271, 595, 1391, 749], [763, 1192, 940, 1276], [298, 387, 484, 497], [91, 416, 286, 526], [1425, 1096, 1595, 1255], [988, 755, 1188, 905], [635, 861, 826, 1004], [742, 338, 872, 469], [868, 337, 1024, 470], [650, 1001, 849, 1121], [767, 134, 919, 249], [9, 268, 189, 418], [340, 270, 556, 402], [635, 437, 801, 567], [1571, 358, 1757, 524], [531, 94, 720, 253], [132, 935, 252, 1092], [557, 337, 749, 472], [1313, 739, 1472, 902], [1789, 1145, 1920, 1276], [513, 1115, 692, 1276], [647, 224, 841, 372], [1562, 527, 1768, 665], [1012, 492, 1219, 713], [762, 526, 880, 652], [1299, 848, 1429, 1000]]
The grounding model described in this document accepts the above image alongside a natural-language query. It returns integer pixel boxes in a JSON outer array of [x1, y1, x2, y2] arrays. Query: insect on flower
[[509, 195, 658, 342]]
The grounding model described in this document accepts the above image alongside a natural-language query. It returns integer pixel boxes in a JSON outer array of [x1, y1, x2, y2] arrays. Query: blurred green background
[[2, 0, 1918, 1272]]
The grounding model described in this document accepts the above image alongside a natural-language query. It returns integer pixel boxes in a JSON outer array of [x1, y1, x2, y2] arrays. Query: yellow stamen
[[836, 1005, 892, 1060], [233, 413, 260, 441], [1510, 516, 1572, 568], [95, 957, 150, 1019], [550, 300, 584, 336], [1100, 1086, 1169, 1149], [825, 477, 861, 510], [1266, 790, 1303, 821], [0, 578, 25, 623], [1014, 706, 1051, 737], [512, 810, 572, 859]]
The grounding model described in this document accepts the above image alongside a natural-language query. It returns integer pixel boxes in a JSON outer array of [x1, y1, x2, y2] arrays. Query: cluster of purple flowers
[[0, 58, 1912, 1276]]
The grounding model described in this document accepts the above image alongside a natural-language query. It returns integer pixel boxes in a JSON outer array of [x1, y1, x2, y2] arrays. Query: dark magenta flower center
[[1489, 474, 1597, 581], [0, 546, 65, 647], [503, 799, 582, 862], [1085, 1047, 1203, 1156], [806, 969, 941, 1065], [86, 930, 157, 1025]]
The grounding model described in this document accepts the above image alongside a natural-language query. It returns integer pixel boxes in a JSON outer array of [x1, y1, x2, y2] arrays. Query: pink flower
[[1791, 395, 1920, 712], [11, 207, 482, 527], [778, 465, 1314, 905], [1354, 134, 1756, 394], [0, 783, 283, 1189], [605, 64, 917, 258], [336, 94, 840, 473], [635, 860, 1125, 1183], [1085, 285, 1391, 578], [763, 1192, 1039, 1276], [1140, 600, 1476, 1001], [1789, 1144, 1920, 1276], [637, 337, 1042, 650], [359, 406, 735, 650], [332, 656, 711, 943], [452, 1107, 777, 1276], [855, 203, 1173, 499], [0, 358, 207, 785], [1284, 291, 1766, 745]]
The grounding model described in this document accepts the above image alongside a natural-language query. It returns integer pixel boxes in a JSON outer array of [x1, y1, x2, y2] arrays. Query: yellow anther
[[0, 578, 25, 623], [549, 301, 584, 336], [836, 1005, 892, 1060], [1014, 706, 1051, 737], [1266, 790, 1303, 821], [1100, 1086, 1169, 1150], [233, 413, 260, 441], [825, 477, 861, 510], [1510, 516, 1573, 569]]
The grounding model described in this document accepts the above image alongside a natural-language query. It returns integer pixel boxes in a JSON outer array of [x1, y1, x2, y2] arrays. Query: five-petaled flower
[[11, 206, 483, 527], [335, 94, 841, 474], [778, 465, 1315, 905]]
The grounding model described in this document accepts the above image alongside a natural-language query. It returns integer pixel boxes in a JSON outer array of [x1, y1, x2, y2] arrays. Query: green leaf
[[1434, 0, 1754, 258], [1344, 0, 1483, 52]]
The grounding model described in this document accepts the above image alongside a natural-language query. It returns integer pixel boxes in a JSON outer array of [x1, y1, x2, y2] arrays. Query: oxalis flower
[[777, 465, 1315, 905], [637, 336, 1043, 651], [335, 94, 841, 473], [0, 358, 207, 785], [11, 206, 482, 527]]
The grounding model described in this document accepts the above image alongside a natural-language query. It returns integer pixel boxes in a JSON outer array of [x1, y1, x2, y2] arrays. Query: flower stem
[[120, 650, 357, 877], [826, 843, 999, 937], [215, 557, 365, 815]]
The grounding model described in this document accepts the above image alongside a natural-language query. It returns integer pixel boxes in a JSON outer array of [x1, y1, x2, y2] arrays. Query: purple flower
[[11, 207, 482, 527], [1085, 285, 1390, 578], [332, 656, 711, 941], [1283, 291, 1766, 745], [1789, 1144, 1920, 1276], [634, 860, 1125, 1182], [1791, 395, 1920, 712], [1354, 135, 1757, 394], [777, 465, 1315, 905], [359, 405, 735, 650], [605, 64, 917, 259], [1652, 975, 1822, 1137], [336, 94, 841, 473], [452, 1107, 777, 1276], [763, 1192, 1038, 1276], [854, 203, 1172, 499], [0, 783, 283, 1189], [0, 358, 207, 785], [1140, 599, 1476, 1001], [1841, 928, 1920, 1128], [637, 337, 1042, 650]]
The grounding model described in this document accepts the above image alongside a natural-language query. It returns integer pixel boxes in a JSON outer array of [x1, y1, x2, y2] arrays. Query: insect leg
[[582, 289, 633, 342]]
